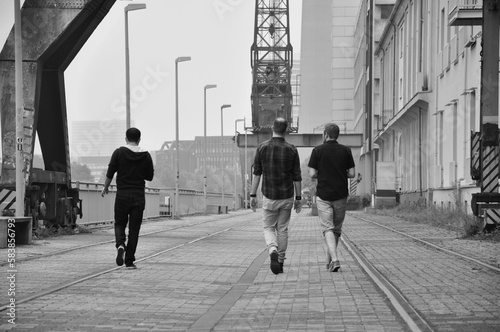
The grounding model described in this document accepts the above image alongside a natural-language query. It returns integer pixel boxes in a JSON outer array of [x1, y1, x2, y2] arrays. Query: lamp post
[[14, 0, 24, 217], [124, 3, 146, 130], [220, 104, 231, 211], [174, 56, 191, 217], [234, 119, 244, 210], [203, 84, 217, 214], [244, 117, 248, 209]]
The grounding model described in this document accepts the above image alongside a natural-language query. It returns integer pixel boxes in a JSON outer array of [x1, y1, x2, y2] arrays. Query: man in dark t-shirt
[[308, 123, 355, 272], [101, 128, 154, 269]]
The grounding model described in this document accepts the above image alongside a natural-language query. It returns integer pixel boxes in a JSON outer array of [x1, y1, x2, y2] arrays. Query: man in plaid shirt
[[250, 118, 302, 275]]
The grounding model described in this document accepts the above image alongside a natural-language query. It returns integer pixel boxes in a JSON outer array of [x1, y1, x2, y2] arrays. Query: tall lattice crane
[[251, 0, 296, 132]]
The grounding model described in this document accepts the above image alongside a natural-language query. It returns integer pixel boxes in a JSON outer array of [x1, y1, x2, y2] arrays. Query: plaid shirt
[[253, 137, 302, 200]]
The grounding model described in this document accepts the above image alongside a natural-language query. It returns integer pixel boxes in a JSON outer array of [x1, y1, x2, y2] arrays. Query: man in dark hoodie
[[101, 127, 154, 269]]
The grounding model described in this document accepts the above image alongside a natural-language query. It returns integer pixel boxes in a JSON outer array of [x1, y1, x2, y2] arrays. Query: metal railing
[[73, 181, 161, 225], [451, 0, 482, 11], [73, 182, 243, 224]]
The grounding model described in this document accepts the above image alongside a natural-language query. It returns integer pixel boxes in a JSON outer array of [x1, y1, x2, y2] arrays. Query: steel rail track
[[351, 214, 500, 273], [0, 226, 237, 313], [0, 214, 252, 267], [339, 213, 500, 331], [0, 212, 260, 311], [340, 232, 434, 332]]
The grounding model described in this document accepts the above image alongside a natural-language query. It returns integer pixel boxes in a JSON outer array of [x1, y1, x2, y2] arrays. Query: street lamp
[[244, 118, 249, 209], [234, 119, 245, 211], [220, 104, 231, 211], [14, 0, 24, 216], [203, 84, 217, 214], [124, 3, 146, 130], [174, 56, 191, 218]]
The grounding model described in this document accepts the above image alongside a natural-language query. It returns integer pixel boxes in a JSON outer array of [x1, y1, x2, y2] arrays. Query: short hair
[[272, 117, 288, 135], [126, 127, 141, 143], [324, 123, 340, 140]]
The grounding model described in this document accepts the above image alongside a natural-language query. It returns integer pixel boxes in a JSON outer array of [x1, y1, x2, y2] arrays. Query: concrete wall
[[75, 182, 161, 224]]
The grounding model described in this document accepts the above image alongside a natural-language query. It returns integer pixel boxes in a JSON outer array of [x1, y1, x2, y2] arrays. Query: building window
[[440, 8, 445, 50], [399, 25, 404, 58], [439, 111, 444, 166], [380, 5, 393, 19], [452, 103, 458, 162], [470, 91, 476, 131]]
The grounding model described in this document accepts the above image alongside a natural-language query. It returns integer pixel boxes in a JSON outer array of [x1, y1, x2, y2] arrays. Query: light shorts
[[316, 197, 348, 236]]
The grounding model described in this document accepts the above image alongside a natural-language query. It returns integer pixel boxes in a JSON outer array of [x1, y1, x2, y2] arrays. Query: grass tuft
[[33, 224, 92, 239], [369, 203, 483, 238]]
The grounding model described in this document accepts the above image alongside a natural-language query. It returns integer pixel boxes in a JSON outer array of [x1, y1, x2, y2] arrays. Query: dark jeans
[[114, 192, 145, 265]]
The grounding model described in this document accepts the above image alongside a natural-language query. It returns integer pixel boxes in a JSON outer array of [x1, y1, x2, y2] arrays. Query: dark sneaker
[[278, 262, 284, 274], [125, 263, 137, 269], [116, 246, 125, 266], [270, 251, 280, 275], [329, 260, 340, 272]]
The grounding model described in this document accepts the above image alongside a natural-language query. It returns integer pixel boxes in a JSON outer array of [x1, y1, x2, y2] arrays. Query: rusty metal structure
[[250, 0, 295, 132], [0, 0, 116, 226], [454, 0, 500, 230]]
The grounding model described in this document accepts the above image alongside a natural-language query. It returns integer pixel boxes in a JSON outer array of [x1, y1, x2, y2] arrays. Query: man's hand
[[250, 197, 257, 212], [294, 199, 302, 213], [101, 187, 109, 197]]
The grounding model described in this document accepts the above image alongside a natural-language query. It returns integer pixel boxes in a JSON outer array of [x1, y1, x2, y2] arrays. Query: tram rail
[[0, 214, 245, 267], [351, 214, 500, 273]]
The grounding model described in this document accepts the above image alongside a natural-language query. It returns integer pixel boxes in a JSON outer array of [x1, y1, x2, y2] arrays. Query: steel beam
[[0, 0, 116, 187], [236, 132, 363, 148]]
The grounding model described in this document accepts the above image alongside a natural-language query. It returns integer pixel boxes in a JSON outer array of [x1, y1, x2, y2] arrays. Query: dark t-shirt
[[308, 140, 355, 201]]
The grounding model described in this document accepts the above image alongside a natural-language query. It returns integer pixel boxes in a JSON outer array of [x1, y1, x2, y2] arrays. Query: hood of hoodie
[[120, 144, 150, 162]]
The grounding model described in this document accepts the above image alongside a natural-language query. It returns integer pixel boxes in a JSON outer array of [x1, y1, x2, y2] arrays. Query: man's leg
[[316, 198, 336, 269], [124, 195, 145, 267], [324, 230, 339, 262], [326, 249, 332, 268], [262, 197, 281, 274], [275, 199, 293, 268], [262, 209, 278, 251], [114, 196, 129, 266], [328, 198, 347, 272]]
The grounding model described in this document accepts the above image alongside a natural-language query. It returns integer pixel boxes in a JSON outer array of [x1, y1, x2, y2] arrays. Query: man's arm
[[309, 167, 318, 179], [293, 180, 302, 196], [293, 180, 302, 213], [101, 177, 113, 197], [249, 174, 261, 212], [146, 153, 154, 181], [347, 167, 355, 178]]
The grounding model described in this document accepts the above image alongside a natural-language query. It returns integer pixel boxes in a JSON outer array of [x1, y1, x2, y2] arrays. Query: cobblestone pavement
[[0, 209, 498, 331]]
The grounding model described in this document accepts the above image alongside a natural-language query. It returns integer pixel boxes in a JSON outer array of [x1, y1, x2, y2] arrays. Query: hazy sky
[[0, 0, 303, 152]]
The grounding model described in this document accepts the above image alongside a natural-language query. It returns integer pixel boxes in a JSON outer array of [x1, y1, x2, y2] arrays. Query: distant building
[[300, 0, 335, 134], [70, 120, 128, 158], [292, 55, 301, 129], [354, 1, 396, 198], [77, 156, 109, 182], [156, 136, 239, 174], [70, 120, 129, 182], [372, 0, 482, 210], [156, 140, 197, 174]]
